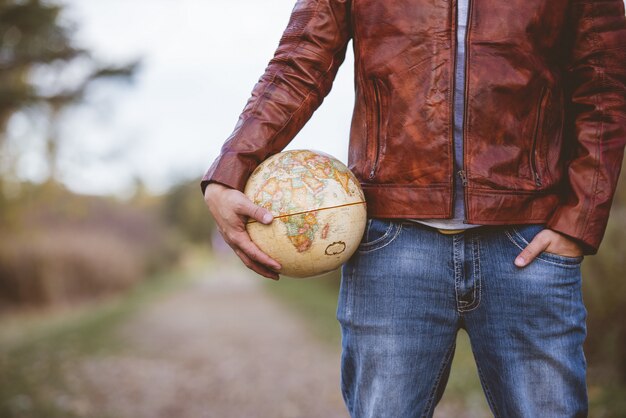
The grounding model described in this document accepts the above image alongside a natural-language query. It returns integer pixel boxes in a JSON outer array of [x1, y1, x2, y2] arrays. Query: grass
[[263, 270, 344, 345], [0, 264, 194, 418], [443, 332, 492, 416]]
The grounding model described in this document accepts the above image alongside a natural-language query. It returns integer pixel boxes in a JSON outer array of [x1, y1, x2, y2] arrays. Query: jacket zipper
[[458, 169, 468, 186], [449, 0, 458, 217], [530, 85, 548, 188], [369, 78, 383, 180], [461, 0, 473, 223]]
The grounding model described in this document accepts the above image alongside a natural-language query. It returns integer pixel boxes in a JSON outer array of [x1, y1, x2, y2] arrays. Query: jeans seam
[[338, 261, 356, 414], [454, 234, 481, 313], [359, 219, 392, 248], [504, 229, 581, 268], [453, 235, 462, 312], [345, 259, 355, 320], [358, 223, 403, 254], [474, 358, 502, 418], [459, 234, 482, 313], [364, 218, 373, 242], [345, 255, 359, 415], [420, 343, 456, 418]]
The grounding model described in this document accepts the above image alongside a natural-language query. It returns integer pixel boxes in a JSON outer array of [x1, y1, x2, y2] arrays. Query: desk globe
[[244, 150, 367, 278]]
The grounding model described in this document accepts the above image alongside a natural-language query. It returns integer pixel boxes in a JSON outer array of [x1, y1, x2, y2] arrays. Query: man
[[203, 0, 626, 416]]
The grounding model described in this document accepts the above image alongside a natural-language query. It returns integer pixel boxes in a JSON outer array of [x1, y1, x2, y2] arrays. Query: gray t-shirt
[[410, 0, 481, 230]]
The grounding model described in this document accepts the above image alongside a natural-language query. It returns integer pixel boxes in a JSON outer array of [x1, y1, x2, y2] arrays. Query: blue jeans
[[337, 219, 587, 418]]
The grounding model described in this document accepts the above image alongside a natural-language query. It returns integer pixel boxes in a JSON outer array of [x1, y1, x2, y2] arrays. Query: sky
[[13, 0, 356, 196]]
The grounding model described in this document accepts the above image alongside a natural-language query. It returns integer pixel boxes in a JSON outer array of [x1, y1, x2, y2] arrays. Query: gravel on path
[[66, 262, 349, 418]]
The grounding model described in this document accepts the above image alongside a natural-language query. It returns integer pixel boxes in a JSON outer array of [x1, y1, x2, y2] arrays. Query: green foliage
[[582, 157, 626, 384], [162, 179, 216, 245], [0, 0, 138, 180], [263, 269, 343, 345], [0, 0, 76, 123]]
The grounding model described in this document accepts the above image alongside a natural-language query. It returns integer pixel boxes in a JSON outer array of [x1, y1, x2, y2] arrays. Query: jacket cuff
[[546, 205, 602, 256], [200, 151, 257, 196]]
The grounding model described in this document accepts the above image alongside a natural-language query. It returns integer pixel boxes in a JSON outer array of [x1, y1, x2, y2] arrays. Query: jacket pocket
[[530, 85, 549, 188], [366, 77, 388, 180]]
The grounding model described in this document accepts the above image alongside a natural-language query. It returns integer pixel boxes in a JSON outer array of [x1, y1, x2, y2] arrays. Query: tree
[[0, 0, 138, 182]]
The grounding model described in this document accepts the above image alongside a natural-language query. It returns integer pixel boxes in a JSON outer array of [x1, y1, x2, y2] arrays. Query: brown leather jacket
[[202, 0, 626, 255]]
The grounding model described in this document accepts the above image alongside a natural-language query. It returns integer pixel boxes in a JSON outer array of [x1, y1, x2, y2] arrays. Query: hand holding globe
[[205, 150, 367, 279], [204, 183, 283, 280]]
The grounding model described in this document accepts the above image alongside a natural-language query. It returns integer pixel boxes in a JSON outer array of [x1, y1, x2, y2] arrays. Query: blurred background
[[0, 1, 625, 417]]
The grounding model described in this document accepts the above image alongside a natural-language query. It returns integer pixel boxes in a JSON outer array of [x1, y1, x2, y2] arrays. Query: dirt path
[[60, 259, 487, 418], [66, 262, 349, 418]]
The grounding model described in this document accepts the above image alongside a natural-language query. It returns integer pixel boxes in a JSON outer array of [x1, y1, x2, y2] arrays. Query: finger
[[235, 233, 282, 271], [237, 198, 274, 225], [235, 249, 280, 281], [515, 231, 550, 267]]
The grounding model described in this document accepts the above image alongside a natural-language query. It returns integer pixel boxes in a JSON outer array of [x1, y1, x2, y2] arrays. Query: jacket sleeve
[[200, 0, 352, 195], [547, 0, 626, 255]]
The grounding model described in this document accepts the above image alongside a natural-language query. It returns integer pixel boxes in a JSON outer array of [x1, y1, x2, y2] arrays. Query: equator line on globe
[[244, 150, 367, 278]]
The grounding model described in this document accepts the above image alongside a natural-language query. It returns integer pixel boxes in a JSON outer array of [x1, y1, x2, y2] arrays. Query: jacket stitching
[[253, 0, 322, 114], [361, 183, 450, 188], [267, 53, 340, 152], [581, 87, 602, 244], [446, 1, 455, 202], [329, 0, 351, 40], [578, 0, 605, 246], [250, 0, 325, 149], [209, 151, 257, 190], [467, 187, 555, 195], [267, 7, 349, 152], [463, 0, 476, 191], [219, 1, 324, 166]]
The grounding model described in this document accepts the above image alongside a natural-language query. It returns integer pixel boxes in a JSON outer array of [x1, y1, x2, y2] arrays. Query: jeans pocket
[[358, 218, 403, 254], [505, 224, 584, 266]]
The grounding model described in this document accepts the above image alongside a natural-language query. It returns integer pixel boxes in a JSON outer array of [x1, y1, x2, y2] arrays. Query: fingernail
[[273, 263, 282, 270], [515, 256, 525, 267], [262, 213, 273, 224]]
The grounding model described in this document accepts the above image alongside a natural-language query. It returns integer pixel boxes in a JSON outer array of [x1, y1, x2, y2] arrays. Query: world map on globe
[[250, 150, 357, 253]]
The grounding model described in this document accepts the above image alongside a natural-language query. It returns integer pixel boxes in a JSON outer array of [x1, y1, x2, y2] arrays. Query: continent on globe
[[251, 150, 357, 254], [325, 242, 347, 256], [244, 150, 367, 278]]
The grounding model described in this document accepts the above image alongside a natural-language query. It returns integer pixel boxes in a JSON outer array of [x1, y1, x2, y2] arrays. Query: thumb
[[238, 198, 273, 225]]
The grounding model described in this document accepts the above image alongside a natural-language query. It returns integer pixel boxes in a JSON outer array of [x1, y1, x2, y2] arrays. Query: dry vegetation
[[0, 182, 185, 309]]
